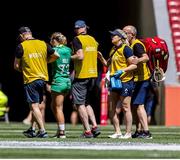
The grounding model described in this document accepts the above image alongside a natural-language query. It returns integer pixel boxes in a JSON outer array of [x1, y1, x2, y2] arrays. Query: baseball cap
[[109, 29, 127, 39], [18, 26, 31, 34], [74, 20, 89, 29]]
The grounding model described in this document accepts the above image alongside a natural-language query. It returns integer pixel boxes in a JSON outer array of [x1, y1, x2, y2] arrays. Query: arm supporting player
[[134, 43, 149, 63], [98, 51, 107, 66], [47, 51, 59, 63], [137, 53, 149, 63], [71, 49, 84, 60]]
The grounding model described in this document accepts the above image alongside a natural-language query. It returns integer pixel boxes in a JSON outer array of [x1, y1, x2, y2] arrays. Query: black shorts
[[72, 78, 96, 105], [24, 79, 46, 104]]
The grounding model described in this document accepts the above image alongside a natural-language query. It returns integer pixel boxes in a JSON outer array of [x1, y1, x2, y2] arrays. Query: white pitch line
[[0, 141, 180, 151]]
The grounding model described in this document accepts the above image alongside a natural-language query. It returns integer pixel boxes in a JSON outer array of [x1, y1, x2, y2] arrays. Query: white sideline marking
[[0, 141, 180, 151]]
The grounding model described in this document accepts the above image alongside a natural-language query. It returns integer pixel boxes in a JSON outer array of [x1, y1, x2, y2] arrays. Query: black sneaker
[[36, 131, 48, 138], [91, 127, 101, 138], [23, 127, 36, 138], [132, 131, 142, 138], [139, 131, 153, 139], [80, 131, 94, 138]]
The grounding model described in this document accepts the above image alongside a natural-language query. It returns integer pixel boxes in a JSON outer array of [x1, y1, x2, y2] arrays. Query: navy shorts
[[132, 80, 150, 106], [111, 80, 134, 97], [145, 95, 155, 116], [24, 79, 46, 104], [72, 78, 96, 105], [145, 81, 158, 116]]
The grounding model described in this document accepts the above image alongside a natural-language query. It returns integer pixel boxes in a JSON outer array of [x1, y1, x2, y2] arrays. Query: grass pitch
[[0, 122, 180, 158]]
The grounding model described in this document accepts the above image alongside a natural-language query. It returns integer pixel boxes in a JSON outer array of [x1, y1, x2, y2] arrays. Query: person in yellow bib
[[14, 26, 59, 138], [123, 25, 152, 139], [71, 20, 101, 138], [0, 86, 8, 117], [98, 29, 137, 139]]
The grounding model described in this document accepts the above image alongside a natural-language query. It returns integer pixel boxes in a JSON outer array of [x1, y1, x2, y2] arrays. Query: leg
[[108, 92, 122, 138], [70, 110, 78, 126], [23, 103, 46, 138], [86, 105, 97, 128], [77, 104, 91, 132], [23, 110, 32, 125], [137, 104, 149, 131], [31, 103, 45, 131], [39, 95, 46, 123], [86, 104, 101, 137], [51, 92, 66, 137], [121, 96, 132, 135]]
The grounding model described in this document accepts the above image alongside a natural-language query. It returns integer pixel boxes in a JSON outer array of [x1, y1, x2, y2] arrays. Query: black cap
[[18, 26, 31, 34]]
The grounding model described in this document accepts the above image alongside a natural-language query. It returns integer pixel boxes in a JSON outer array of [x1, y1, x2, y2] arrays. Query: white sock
[[31, 127, 36, 131], [58, 124, 65, 131], [40, 129, 45, 133]]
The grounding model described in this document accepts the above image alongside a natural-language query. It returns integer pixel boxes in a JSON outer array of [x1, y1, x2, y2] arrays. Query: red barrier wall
[[165, 85, 180, 126]]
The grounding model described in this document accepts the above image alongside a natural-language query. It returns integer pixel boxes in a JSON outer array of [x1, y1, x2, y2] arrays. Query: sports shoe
[[80, 131, 94, 138], [132, 131, 142, 138], [23, 127, 36, 138], [52, 130, 66, 138], [139, 131, 153, 139], [108, 133, 122, 138], [119, 133, 132, 139], [91, 127, 101, 138], [36, 131, 48, 138]]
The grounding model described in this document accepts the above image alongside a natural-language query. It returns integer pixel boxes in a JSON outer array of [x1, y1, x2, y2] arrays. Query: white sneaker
[[59, 135, 66, 138], [119, 133, 132, 139], [108, 133, 122, 138]]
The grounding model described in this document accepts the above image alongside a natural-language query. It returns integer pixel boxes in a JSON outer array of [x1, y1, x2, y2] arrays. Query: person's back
[[14, 26, 59, 138], [20, 39, 49, 84], [52, 44, 72, 79]]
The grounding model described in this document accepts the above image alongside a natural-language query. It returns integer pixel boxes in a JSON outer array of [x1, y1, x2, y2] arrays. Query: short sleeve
[[46, 43, 55, 56], [133, 43, 146, 57], [15, 44, 23, 58], [123, 46, 133, 59], [72, 37, 82, 52]]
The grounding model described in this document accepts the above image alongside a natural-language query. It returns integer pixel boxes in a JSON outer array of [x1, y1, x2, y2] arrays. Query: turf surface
[[0, 122, 180, 158]]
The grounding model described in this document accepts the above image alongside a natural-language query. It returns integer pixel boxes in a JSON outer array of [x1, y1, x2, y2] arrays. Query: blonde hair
[[51, 32, 67, 45]]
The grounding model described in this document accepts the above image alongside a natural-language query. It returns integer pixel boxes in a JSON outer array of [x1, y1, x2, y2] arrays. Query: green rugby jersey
[[52, 45, 72, 78]]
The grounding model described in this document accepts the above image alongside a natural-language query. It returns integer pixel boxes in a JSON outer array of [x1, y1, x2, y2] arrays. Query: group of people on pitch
[[14, 19, 155, 139]]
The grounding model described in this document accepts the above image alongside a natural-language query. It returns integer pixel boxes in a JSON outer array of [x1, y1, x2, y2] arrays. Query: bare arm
[[14, 58, 22, 72], [47, 51, 60, 63], [137, 53, 149, 63], [71, 49, 84, 60], [98, 51, 107, 66], [123, 56, 137, 72]]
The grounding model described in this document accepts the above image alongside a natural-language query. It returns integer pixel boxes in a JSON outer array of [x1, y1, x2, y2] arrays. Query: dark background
[[0, 0, 140, 122]]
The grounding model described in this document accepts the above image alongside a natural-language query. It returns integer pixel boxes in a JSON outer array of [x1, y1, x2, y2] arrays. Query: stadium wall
[[153, 0, 180, 126]]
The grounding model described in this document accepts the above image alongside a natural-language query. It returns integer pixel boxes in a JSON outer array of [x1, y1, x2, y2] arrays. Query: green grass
[[1, 122, 180, 158], [1, 149, 180, 159]]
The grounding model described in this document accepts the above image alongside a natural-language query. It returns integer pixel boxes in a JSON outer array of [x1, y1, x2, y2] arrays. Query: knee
[[122, 102, 130, 112]]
